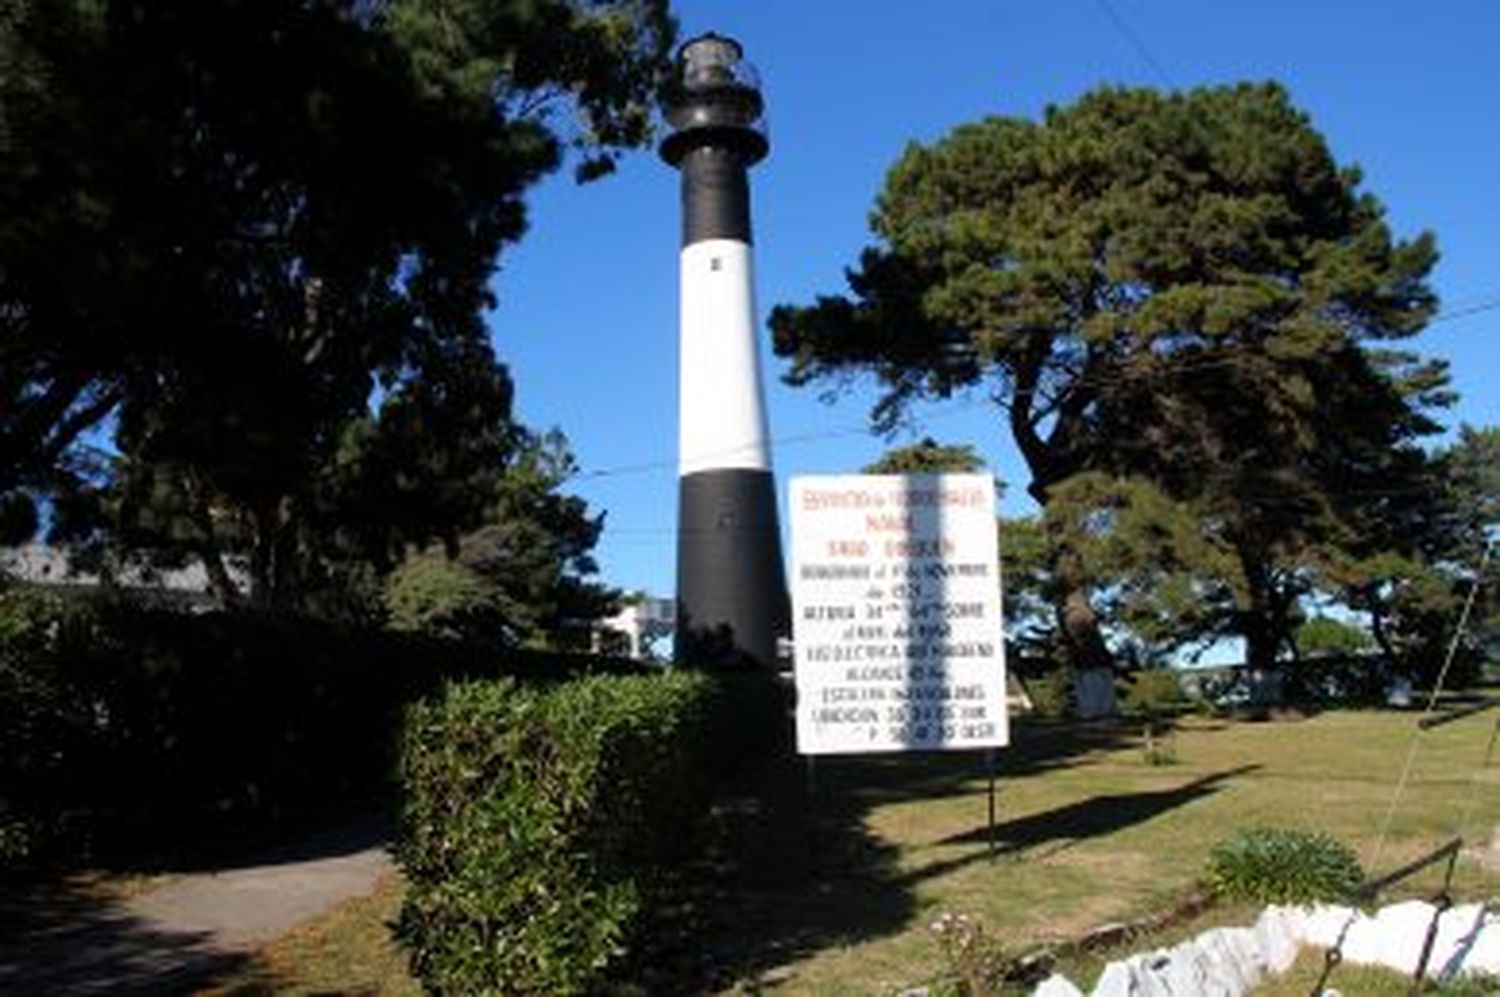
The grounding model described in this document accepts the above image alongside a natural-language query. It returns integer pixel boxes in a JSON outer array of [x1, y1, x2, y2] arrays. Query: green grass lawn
[[213, 707, 1499, 994]]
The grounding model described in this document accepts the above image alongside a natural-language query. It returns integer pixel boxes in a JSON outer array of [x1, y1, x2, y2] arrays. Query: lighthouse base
[[675, 468, 789, 670]]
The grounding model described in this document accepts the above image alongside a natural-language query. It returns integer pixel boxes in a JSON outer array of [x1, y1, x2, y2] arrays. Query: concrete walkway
[[0, 817, 394, 994]]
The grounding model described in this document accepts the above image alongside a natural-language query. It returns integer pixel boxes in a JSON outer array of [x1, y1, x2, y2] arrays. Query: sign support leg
[[805, 754, 817, 875], [986, 747, 998, 860]]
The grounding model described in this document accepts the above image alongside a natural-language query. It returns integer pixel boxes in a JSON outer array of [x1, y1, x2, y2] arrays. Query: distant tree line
[[803, 86, 1495, 685]]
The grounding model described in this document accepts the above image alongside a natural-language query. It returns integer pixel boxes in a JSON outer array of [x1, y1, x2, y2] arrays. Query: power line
[[570, 392, 994, 484], [567, 295, 1497, 487], [1093, 0, 1175, 89], [1315, 539, 1494, 993], [1428, 297, 1500, 325]]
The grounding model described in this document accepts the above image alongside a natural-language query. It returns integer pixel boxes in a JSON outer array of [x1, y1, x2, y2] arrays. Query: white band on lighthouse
[[678, 238, 772, 476]]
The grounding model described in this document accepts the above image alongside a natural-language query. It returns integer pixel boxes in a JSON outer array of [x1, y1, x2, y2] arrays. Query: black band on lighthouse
[[676, 468, 789, 669], [680, 146, 753, 246]]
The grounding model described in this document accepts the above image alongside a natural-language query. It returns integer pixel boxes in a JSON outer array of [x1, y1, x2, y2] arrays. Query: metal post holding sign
[[789, 473, 1009, 858], [987, 747, 998, 859], [804, 754, 817, 875]]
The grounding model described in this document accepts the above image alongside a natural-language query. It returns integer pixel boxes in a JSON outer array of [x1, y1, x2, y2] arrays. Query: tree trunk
[[1013, 354, 1113, 675], [249, 507, 274, 609], [1057, 583, 1114, 673], [184, 471, 243, 608], [1031, 480, 1114, 675], [1239, 556, 1282, 672], [248, 498, 298, 610], [1367, 586, 1398, 662], [198, 544, 242, 608], [1242, 611, 1280, 672]]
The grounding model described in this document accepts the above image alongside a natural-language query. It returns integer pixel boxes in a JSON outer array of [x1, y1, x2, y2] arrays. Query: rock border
[[1032, 900, 1497, 996]]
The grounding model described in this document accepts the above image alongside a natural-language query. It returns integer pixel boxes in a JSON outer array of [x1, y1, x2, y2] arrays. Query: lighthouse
[[660, 34, 788, 669]]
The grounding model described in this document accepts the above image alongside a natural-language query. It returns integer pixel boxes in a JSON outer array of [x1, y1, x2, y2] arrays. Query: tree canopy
[[772, 83, 1451, 672], [383, 429, 616, 646], [2, 0, 674, 617], [861, 438, 985, 475]]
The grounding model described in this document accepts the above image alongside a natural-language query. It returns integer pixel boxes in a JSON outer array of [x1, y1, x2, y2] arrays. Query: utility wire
[[1317, 539, 1492, 993], [568, 295, 1498, 487], [1367, 538, 1491, 878], [570, 392, 994, 484], [1093, 0, 1175, 88], [1428, 297, 1500, 325]]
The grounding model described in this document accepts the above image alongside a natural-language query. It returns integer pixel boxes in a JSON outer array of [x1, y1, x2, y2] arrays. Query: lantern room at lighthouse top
[[659, 33, 768, 166]]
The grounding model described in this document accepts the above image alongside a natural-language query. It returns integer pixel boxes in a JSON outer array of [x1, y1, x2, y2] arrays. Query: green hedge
[[0, 587, 647, 868], [395, 670, 738, 995]]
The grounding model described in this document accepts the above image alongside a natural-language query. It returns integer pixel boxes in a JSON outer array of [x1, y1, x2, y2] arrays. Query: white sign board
[[790, 473, 1009, 755]]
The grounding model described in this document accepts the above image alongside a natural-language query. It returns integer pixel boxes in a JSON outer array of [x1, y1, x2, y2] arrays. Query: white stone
[[1357, 900, 1436, 974], [1181, 928, 1258, 996], [1215, 926, 1270, 988], [1126, 953, 1174, 997], [1033, 973, 1087, 997], [1040, 899, 1500, 997], [1089, 960, 1139, 997], [1162, 940, 1212, 996], [1294, 904, 1366, 951], [1254, 906, 1302, 974], [1432, 903, 1500, 978]]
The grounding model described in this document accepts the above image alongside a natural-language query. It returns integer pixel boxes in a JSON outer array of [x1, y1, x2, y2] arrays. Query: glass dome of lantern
[[660, 33, 769, 166]]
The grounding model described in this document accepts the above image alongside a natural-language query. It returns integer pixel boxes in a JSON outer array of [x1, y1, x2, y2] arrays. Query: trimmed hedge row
[[395, 670, 776, 995], [0, 587, 647, 868]]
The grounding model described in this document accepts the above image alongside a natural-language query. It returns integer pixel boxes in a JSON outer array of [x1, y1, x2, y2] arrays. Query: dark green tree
[[1295, 616, 1375, 659], [1, 0, 674, 608], [1434, 425, 1498, 567], [859, 441, 1067, 668], [1040, 473, 1240, 666], [861, 437, 985, 475], [384, 429, 616, 646], [772, 84, 1445, 671], [1320, 425, 1496, 685], [861, 444, 1233, 667]]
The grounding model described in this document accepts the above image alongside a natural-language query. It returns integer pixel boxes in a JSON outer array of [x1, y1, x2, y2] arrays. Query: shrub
[[929, 912, 1015, 996], [0, 586, 651, 870], [1123, 668, 1185, 716], [0, 810, 37, 865], [395, 670, 724, 995], [1203, 827, 1364, 904], [1025, 668, 1073, 719], [1281, 655, 1391, 707]]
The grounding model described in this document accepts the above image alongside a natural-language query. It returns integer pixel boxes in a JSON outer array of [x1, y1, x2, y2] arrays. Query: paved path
[[0, 817, 394, 995]]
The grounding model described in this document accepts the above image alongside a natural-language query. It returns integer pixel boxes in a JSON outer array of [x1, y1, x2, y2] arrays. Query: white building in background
[[595, 595, 675, 661], [0, 543, 241, 609]]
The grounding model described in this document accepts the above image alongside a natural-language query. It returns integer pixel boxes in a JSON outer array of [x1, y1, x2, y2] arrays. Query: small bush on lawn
[[1026, 668, 1073, 719], [1203, 826, 1363, 904], [929, 912, 1016, 996], [395, 670, 721, 995], [1123, 668, 1185, 716]]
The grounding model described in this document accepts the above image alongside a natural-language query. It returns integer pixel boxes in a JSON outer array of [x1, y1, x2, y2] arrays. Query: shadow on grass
[[633, 715, 1185, 992], [635, 746, 912, 993], [919, 764, 1262, 876], [0, 877, 258, 995]]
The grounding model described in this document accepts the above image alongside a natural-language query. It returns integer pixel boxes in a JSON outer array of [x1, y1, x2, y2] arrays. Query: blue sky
[[493, 0, 1499, 598]]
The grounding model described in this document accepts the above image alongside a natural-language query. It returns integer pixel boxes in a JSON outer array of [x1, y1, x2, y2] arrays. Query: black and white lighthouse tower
[[660, 34, 788, 669]]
